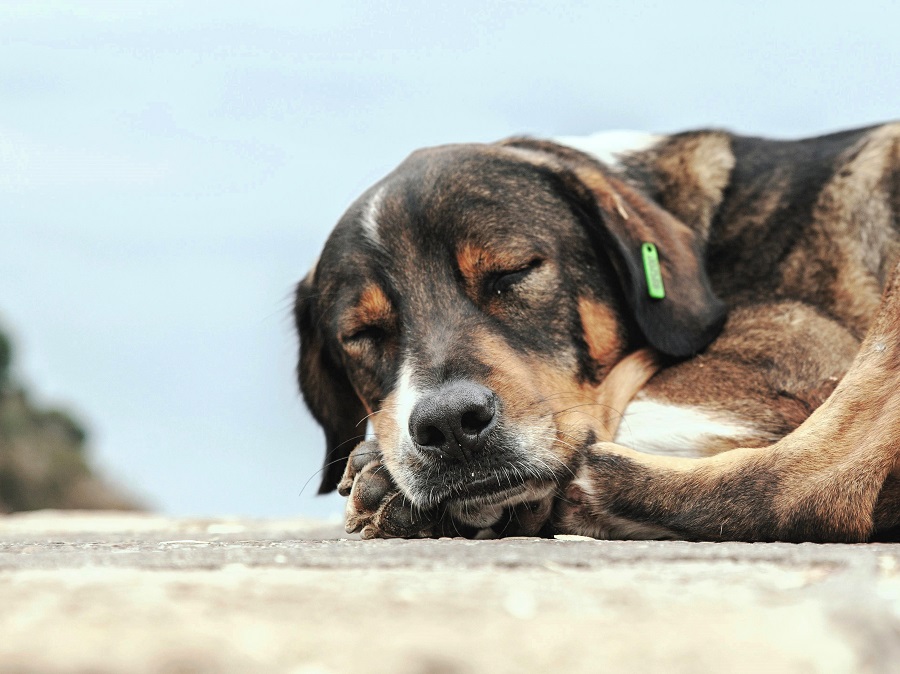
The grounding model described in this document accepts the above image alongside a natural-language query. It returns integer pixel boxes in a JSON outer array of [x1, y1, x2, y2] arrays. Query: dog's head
[[295, 139, 725, 521]]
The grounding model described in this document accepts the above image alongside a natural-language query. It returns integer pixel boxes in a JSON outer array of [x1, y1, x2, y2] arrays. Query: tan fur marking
[[459, 331, 655, 471], [652, 133, 735, 238], [588, 349, 661, 442], [578, 298, 625, 369], [474, 331, 554, 426], [371, 391, 402, 476], [456, 242, 536, 293], [783, 123, 900, 337], [456, 242, 488, 282], [572, 169, 629, 224], [369, 324, 653, 504], [356, 284, 392, 326]]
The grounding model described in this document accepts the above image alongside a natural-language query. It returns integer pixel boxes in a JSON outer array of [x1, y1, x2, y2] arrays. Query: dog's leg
[[557, 264, 900, 542]]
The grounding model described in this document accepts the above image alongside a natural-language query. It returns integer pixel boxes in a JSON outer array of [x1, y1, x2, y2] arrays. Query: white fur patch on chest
[[613, 399, 756, 458], [553, 130, 663, 170]]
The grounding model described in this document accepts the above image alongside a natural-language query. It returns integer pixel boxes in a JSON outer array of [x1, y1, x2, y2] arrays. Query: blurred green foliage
[[0, 330, 10, 389], [0, 324, 139, 513]]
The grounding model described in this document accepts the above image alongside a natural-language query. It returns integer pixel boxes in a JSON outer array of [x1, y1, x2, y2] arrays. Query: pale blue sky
[[2, 1, 898, 517]]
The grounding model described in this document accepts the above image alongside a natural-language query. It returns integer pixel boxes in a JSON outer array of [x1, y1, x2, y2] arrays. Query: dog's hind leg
[[556, 263, 900, 542]]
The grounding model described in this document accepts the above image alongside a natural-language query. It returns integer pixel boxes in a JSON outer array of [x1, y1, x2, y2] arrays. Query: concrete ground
[[1, 512, 899, 674]]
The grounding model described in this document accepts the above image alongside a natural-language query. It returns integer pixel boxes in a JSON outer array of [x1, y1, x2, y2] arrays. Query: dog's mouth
[[438, 466, 559, 530], [446, 471, 528, 505], [409, 459, 558, 511]]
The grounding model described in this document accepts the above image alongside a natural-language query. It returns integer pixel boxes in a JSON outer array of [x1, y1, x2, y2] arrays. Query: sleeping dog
[[295, 122, 900, 542]]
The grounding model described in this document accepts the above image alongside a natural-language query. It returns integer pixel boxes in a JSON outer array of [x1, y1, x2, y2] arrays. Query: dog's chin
[[399, 463, 557, 529], [445, 480, 556, 528]]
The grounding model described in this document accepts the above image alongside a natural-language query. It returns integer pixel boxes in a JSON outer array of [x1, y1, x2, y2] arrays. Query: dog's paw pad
[[345, 466, 399, 535], [352, 491, 435, 539], [338, 440, 382, 497], [354, 466, 394, 512], [348, 441, 381, 473], [377, 492, 435, 538]]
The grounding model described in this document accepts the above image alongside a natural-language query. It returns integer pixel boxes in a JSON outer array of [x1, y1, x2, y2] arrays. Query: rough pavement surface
[[1, 512, 900, 673]]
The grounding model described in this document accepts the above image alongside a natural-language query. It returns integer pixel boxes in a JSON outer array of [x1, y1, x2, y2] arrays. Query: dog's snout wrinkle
[[409, 381, 498, 460]]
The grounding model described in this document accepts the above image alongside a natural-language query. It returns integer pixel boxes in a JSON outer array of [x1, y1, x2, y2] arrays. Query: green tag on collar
[[641, 242, 665, 299]]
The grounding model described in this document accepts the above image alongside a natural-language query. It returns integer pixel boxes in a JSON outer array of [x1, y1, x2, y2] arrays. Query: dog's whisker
[[547, 407, 622, 438], [532, 433, 580, 453], [328, 434, 370, 454], [296, 446, 381, 498], [355, 409, 385, 427], [528, 451, 576, 480]]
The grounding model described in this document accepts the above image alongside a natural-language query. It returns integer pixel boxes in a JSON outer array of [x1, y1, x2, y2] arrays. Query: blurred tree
[[0, 324, 140, 513], [0, 329, 10, 390]]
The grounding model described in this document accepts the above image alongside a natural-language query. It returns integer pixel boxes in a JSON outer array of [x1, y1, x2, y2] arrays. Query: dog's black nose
[[409, 382, 498, 460]]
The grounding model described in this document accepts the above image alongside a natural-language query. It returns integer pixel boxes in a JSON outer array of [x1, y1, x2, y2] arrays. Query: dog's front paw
[[338, 440, 438, 539], [553, 446, 678, 541], [553, 472, 612, 539]]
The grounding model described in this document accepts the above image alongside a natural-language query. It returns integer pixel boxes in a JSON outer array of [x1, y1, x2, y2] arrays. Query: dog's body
[[554, 126, 894, 460], [296, 122, 900, 542]]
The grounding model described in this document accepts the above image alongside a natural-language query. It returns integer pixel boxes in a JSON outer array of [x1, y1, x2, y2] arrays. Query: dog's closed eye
[[488, 258, 544, 296], [339, 284, 396, 351], [341, 325, 388, 345]]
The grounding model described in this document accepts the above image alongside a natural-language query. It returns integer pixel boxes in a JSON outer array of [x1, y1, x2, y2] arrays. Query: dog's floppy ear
[[570, 165, 728, 358], [502, 138, 727, 358], [294, 271, 367, 494]]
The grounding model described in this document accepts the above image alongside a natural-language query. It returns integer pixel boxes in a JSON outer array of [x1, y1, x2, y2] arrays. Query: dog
[[295, 122, 900, 542]]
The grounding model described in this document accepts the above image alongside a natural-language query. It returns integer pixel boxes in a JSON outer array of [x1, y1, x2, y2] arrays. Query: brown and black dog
[[295, 122, 900, 542]]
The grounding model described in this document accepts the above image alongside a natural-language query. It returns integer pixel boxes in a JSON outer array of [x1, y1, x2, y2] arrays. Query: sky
[[1, 0, 899, 518]]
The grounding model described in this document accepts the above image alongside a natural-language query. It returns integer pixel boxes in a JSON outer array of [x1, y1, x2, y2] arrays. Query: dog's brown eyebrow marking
[[347, 284, 393, 329], [457, 242, 537, 288]]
